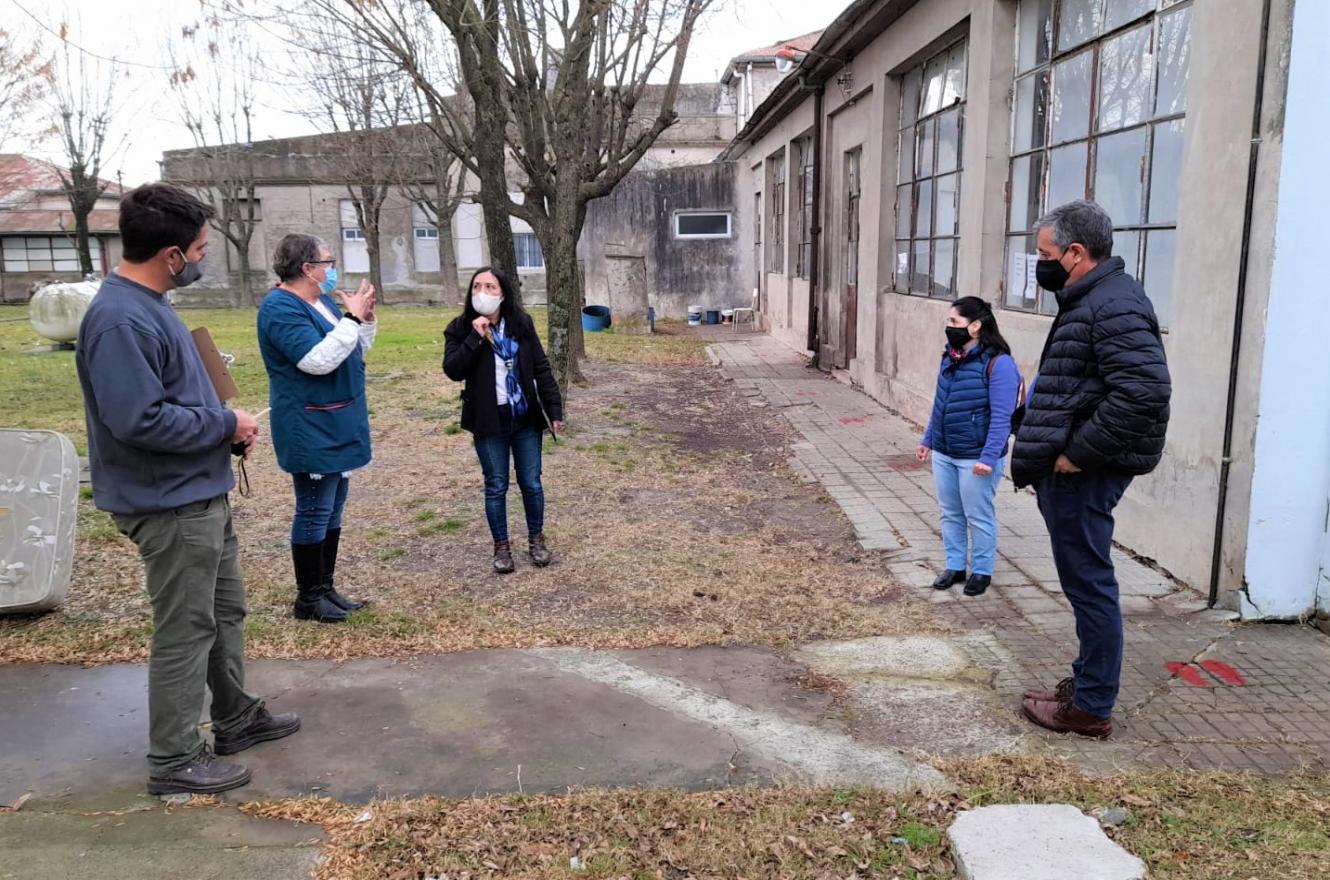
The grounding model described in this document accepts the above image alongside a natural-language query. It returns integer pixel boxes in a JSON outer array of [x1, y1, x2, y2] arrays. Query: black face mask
[[1036, 255, 1072, 292], [945, 326, 972, 351]]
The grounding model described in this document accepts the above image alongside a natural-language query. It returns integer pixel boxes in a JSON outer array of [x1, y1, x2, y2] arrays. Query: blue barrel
[[705, 309, 721, 325], [581, 305, 612, 332]]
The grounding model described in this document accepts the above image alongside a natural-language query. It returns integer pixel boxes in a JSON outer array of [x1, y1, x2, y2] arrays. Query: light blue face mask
[[318, 266, 338, 296]]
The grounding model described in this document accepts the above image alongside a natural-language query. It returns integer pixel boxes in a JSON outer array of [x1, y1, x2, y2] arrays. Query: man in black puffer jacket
[[1012, 200, 1171, 739]]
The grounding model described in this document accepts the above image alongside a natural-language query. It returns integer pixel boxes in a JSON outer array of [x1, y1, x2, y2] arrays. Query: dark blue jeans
[[474, 423, 545, 542], [291, 473, 350, 545], [1035, 470, 1134, 719]]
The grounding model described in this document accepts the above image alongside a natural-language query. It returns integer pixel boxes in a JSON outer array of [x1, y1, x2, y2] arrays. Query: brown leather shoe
[[1024, 676, 1075, 703], [1021, 696, 1112, 739], [493, 540, 515, 574], [528, 533, 553, 567]]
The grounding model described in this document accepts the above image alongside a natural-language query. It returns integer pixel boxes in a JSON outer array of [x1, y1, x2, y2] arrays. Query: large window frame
[[765, 150, 786, 275], [894, 38, 968, 299], [1, 235, 80, 272], [792, 136, 814, 279], [1005, 0, 1192, 324]]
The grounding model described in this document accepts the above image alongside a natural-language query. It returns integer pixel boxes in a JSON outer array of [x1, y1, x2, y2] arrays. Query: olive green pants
[[115, 495, 260, 774]]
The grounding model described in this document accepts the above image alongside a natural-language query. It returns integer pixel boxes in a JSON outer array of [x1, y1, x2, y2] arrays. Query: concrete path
[[710, 335, 1330, 775]]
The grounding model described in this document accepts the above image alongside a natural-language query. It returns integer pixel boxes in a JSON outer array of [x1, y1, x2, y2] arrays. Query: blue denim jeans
[[1035, 470, 1134, 718], [931, 451, 1005, 576], [474, 424, 545, 542], [291, 473, 350, 545]]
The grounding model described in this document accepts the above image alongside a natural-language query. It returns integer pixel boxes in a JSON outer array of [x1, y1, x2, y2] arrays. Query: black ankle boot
[[963, 574, 992, 597], [321, 528, 366, 611], [291, 542, 347, 623]]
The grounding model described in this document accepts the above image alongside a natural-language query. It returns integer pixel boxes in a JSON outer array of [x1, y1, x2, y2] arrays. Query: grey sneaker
[[214, 707, 302, 756], [147, 746, 252, 795]]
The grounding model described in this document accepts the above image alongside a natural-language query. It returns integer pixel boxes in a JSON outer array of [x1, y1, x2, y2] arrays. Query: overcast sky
[[9, 0, 833, 186]]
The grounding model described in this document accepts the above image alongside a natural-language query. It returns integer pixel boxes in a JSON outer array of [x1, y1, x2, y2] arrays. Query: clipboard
[[191, 327, 239, 402]]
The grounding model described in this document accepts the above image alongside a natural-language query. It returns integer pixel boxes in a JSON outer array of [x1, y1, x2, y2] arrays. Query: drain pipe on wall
[[1208, 0, 1275, 609], [805, 83, 825, 362]]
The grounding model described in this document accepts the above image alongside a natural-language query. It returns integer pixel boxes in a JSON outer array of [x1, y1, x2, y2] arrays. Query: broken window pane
[[943, 42, 967, 106], [936, 173, 960, 236], [1051, 50, 1093, 144], [1017, 0, 1053, 74], [1047, 141, 1088, 208], [1156, 5, 1192, 116], [1057, 0, 1101, 52], [922, 54, 947, 116], [1093, 126, 1148, 226], [1013, 72, 1049, 154], [1104, 0, 1153, 33], [937, 109, 961, 173], [1148, 119, 1185, 224], [1143, 228, 1176, 326], [1009, 152, 1045, 232], [1097, 23, 1153, 131], [916, 178, 934, 238]]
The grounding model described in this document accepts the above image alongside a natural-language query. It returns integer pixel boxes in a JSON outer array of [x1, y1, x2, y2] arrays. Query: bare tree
[[430, 0, 716, 387], [397, 120, 469, 304], [303, 33, 413, 300], [0, 26, 53, 154], [50, 32, 119, 276], [165, 14, 264, 305], [276, 0, 519, 292]]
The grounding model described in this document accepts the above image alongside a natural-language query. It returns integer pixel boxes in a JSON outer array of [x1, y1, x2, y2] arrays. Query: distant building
[[0, 155, 124, 303]]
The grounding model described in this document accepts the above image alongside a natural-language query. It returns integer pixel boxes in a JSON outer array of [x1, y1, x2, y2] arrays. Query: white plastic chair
[[732, 288, 757, 333]]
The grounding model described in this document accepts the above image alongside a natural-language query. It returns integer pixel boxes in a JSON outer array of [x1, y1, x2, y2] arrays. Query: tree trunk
[[366, 228, 384, 303], [236, 245, 254, 307], [437, 215, 460, 304], [73, 209, 94, 276], [544, 221, 585, 391]]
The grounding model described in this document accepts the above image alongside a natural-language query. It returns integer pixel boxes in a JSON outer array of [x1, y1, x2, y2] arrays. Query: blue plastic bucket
[[581, 305, 611, 332], [705, 309, 721, 325]]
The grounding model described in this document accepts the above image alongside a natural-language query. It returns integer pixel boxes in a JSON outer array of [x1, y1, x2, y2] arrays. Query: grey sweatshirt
[[75, 273, 237, 514]]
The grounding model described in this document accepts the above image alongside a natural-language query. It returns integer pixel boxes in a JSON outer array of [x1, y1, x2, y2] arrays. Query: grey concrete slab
[[949, 804, 1146, 880]]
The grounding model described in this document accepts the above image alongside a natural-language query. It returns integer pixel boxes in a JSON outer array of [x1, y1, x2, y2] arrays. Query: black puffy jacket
[[1010, 256, 1171, 488]]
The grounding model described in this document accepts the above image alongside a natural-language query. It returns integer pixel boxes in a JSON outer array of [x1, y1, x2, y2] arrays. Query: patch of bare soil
[[1, 344, 940, 663]]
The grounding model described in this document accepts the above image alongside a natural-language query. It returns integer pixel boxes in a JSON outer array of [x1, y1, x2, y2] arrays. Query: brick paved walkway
[[711, 335, 1330, 774]]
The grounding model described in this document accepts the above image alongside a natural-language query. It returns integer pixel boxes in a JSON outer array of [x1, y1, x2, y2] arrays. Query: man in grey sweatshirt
[[76, 183, 300, 795]]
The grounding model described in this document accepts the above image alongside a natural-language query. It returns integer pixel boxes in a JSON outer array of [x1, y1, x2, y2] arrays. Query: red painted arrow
[[1166, 661, 1212, 687], [1199, 659, 1247, 686]]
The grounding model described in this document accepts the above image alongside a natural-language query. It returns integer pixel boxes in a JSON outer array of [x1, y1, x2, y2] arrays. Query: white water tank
[[28, 279, 99, 344]]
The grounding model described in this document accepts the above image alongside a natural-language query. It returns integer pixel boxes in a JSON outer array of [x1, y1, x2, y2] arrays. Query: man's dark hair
[[1035, 199, 1115, 261], [272, 233, 327, 282], [118, 183, 215, 262]]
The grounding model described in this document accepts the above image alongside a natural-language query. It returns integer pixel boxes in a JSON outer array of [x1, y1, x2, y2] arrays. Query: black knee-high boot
[[291, 541, 347, 623], [321, 528, 365, 611]]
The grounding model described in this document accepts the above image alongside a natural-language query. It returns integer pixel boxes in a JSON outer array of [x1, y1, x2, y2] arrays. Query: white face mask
[[472, 292, 503, 316]]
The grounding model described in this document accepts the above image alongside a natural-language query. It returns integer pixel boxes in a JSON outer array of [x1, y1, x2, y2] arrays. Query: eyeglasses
[[307, 259, 337, 268]]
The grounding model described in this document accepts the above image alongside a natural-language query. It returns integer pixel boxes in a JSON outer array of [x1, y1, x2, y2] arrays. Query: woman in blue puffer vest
[[258, 234, 376, 624], [916, 296, 1023, 597]]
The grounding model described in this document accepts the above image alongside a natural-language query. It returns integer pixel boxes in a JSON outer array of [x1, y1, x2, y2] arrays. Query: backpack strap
[[986, 353, 1027, 408]]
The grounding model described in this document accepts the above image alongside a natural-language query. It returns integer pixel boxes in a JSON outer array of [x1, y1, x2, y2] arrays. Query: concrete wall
[[581, 163, 743, 319], [727, 0, 1301, 601], [1241, 0, 1329, 620]]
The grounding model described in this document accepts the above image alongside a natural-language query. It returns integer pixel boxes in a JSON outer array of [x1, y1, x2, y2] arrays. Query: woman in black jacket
[[443, 267, 564, 573]]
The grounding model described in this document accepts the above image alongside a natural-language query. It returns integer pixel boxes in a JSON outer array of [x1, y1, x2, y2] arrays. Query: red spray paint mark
[[1166, 661, 1213, 687], [796, 390, 819, 397], [839, 416, 868, 426], [1199, 660, 1247, 686]]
